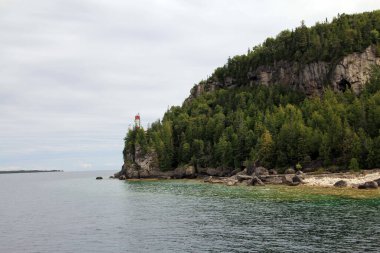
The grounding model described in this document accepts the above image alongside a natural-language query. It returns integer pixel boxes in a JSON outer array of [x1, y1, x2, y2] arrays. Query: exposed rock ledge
[[187, 45, 380, 100]]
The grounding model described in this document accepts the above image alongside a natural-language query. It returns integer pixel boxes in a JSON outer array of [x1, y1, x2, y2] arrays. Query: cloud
[[1, 0, 380, 171]]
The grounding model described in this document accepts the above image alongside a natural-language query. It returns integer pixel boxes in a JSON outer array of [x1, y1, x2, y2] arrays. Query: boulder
[[218, 168, 232, 177], [203, 176, 212, 183], [196, 167, 208, 175], [282, 174, 300, 186], [225, 177, 238, 186], [292, 175, 303, 184], [208, 177, 225, 184], [334, 180, 348, 187], [172, 166, 196, 179], [236, 168, 248, 176], [268, 169, 278, 175], [229, 168, 241, 176], [373, 178, 380, 185], [173, 167, 186, 179], [237, 174, 253, 182], [253, 166, 269, 176], [282, 175, 293, 184], [259, 175, 283, 184], [285, 168, 295, 174], [185, 165, 196, 178], [119, 175, 126, 180], [295, 171, 305, 179], [358, 181, 378, 189], [246, 176, 265, 186], [206, 168, 220, 176], [96, 177, 103, 180]]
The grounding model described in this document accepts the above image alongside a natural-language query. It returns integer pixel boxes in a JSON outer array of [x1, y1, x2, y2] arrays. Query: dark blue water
[[0, 171, 379, 253]]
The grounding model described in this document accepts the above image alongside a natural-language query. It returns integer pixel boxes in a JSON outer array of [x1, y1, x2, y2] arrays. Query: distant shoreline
[[0, 170, 63, 174]]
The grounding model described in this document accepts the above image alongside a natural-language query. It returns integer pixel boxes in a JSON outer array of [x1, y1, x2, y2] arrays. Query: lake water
[[0, 171, 379, 253]]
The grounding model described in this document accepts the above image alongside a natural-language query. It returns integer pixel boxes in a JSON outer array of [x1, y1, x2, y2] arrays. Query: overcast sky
[[1, 0, 380, 172]]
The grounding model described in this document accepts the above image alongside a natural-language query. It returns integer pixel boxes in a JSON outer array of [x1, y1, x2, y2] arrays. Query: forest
[[123, 11, 380, 172], [212, 10, 380, 85]]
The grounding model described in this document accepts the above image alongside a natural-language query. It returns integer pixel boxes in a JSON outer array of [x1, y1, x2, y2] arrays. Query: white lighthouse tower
[[134, 113, 141, 129]]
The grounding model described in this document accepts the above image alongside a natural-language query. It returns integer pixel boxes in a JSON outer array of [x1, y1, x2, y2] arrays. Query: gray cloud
[[1, 0, 380, 171]]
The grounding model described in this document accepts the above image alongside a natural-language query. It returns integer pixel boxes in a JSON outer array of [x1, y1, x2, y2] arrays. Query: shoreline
[[113, 169, 380, 190]]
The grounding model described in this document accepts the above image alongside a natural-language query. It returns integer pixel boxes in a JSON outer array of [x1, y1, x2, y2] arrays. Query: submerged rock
[[334, 180, 348, 187]]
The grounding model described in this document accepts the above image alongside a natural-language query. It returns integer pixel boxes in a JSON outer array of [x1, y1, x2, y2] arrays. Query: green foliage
[[210, 11, 380, 84], [349, 158, 360, 171]]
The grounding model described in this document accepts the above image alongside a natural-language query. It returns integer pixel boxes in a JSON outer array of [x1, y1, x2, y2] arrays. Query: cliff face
[[116, 145, 199, 179], [117, 146, 163, 179], [188, 45, 380, 100]]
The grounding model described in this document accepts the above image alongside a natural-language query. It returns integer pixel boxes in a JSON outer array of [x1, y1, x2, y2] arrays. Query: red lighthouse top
[[135, 114, 140, 120]]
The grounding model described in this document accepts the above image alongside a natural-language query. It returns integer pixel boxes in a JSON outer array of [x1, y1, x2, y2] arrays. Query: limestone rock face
[[134, 146, 160, 178], [115, 145, 163, 179], [187, 45, 380, 100], [332, 46, 380, 93]]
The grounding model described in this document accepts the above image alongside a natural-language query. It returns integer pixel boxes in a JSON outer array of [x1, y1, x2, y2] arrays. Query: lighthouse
[[134, 113, 141, 129]]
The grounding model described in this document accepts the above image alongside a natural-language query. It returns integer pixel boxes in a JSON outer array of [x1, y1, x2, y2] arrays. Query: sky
[[1, 0, 380, 172]]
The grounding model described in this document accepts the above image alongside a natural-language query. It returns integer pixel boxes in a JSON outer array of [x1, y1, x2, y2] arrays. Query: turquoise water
[[0, 171, 379, 252]]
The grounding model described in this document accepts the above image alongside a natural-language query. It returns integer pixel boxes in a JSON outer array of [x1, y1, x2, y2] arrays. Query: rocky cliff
[[187, 45, 380, 100], [116, 145, 198, 179]]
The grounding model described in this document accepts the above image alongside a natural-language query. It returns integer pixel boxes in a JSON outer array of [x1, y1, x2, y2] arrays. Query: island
[[0, 170, 63, 174]]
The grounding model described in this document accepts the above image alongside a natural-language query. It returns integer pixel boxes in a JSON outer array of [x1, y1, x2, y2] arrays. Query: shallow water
[[0, 171, 379, 252]]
